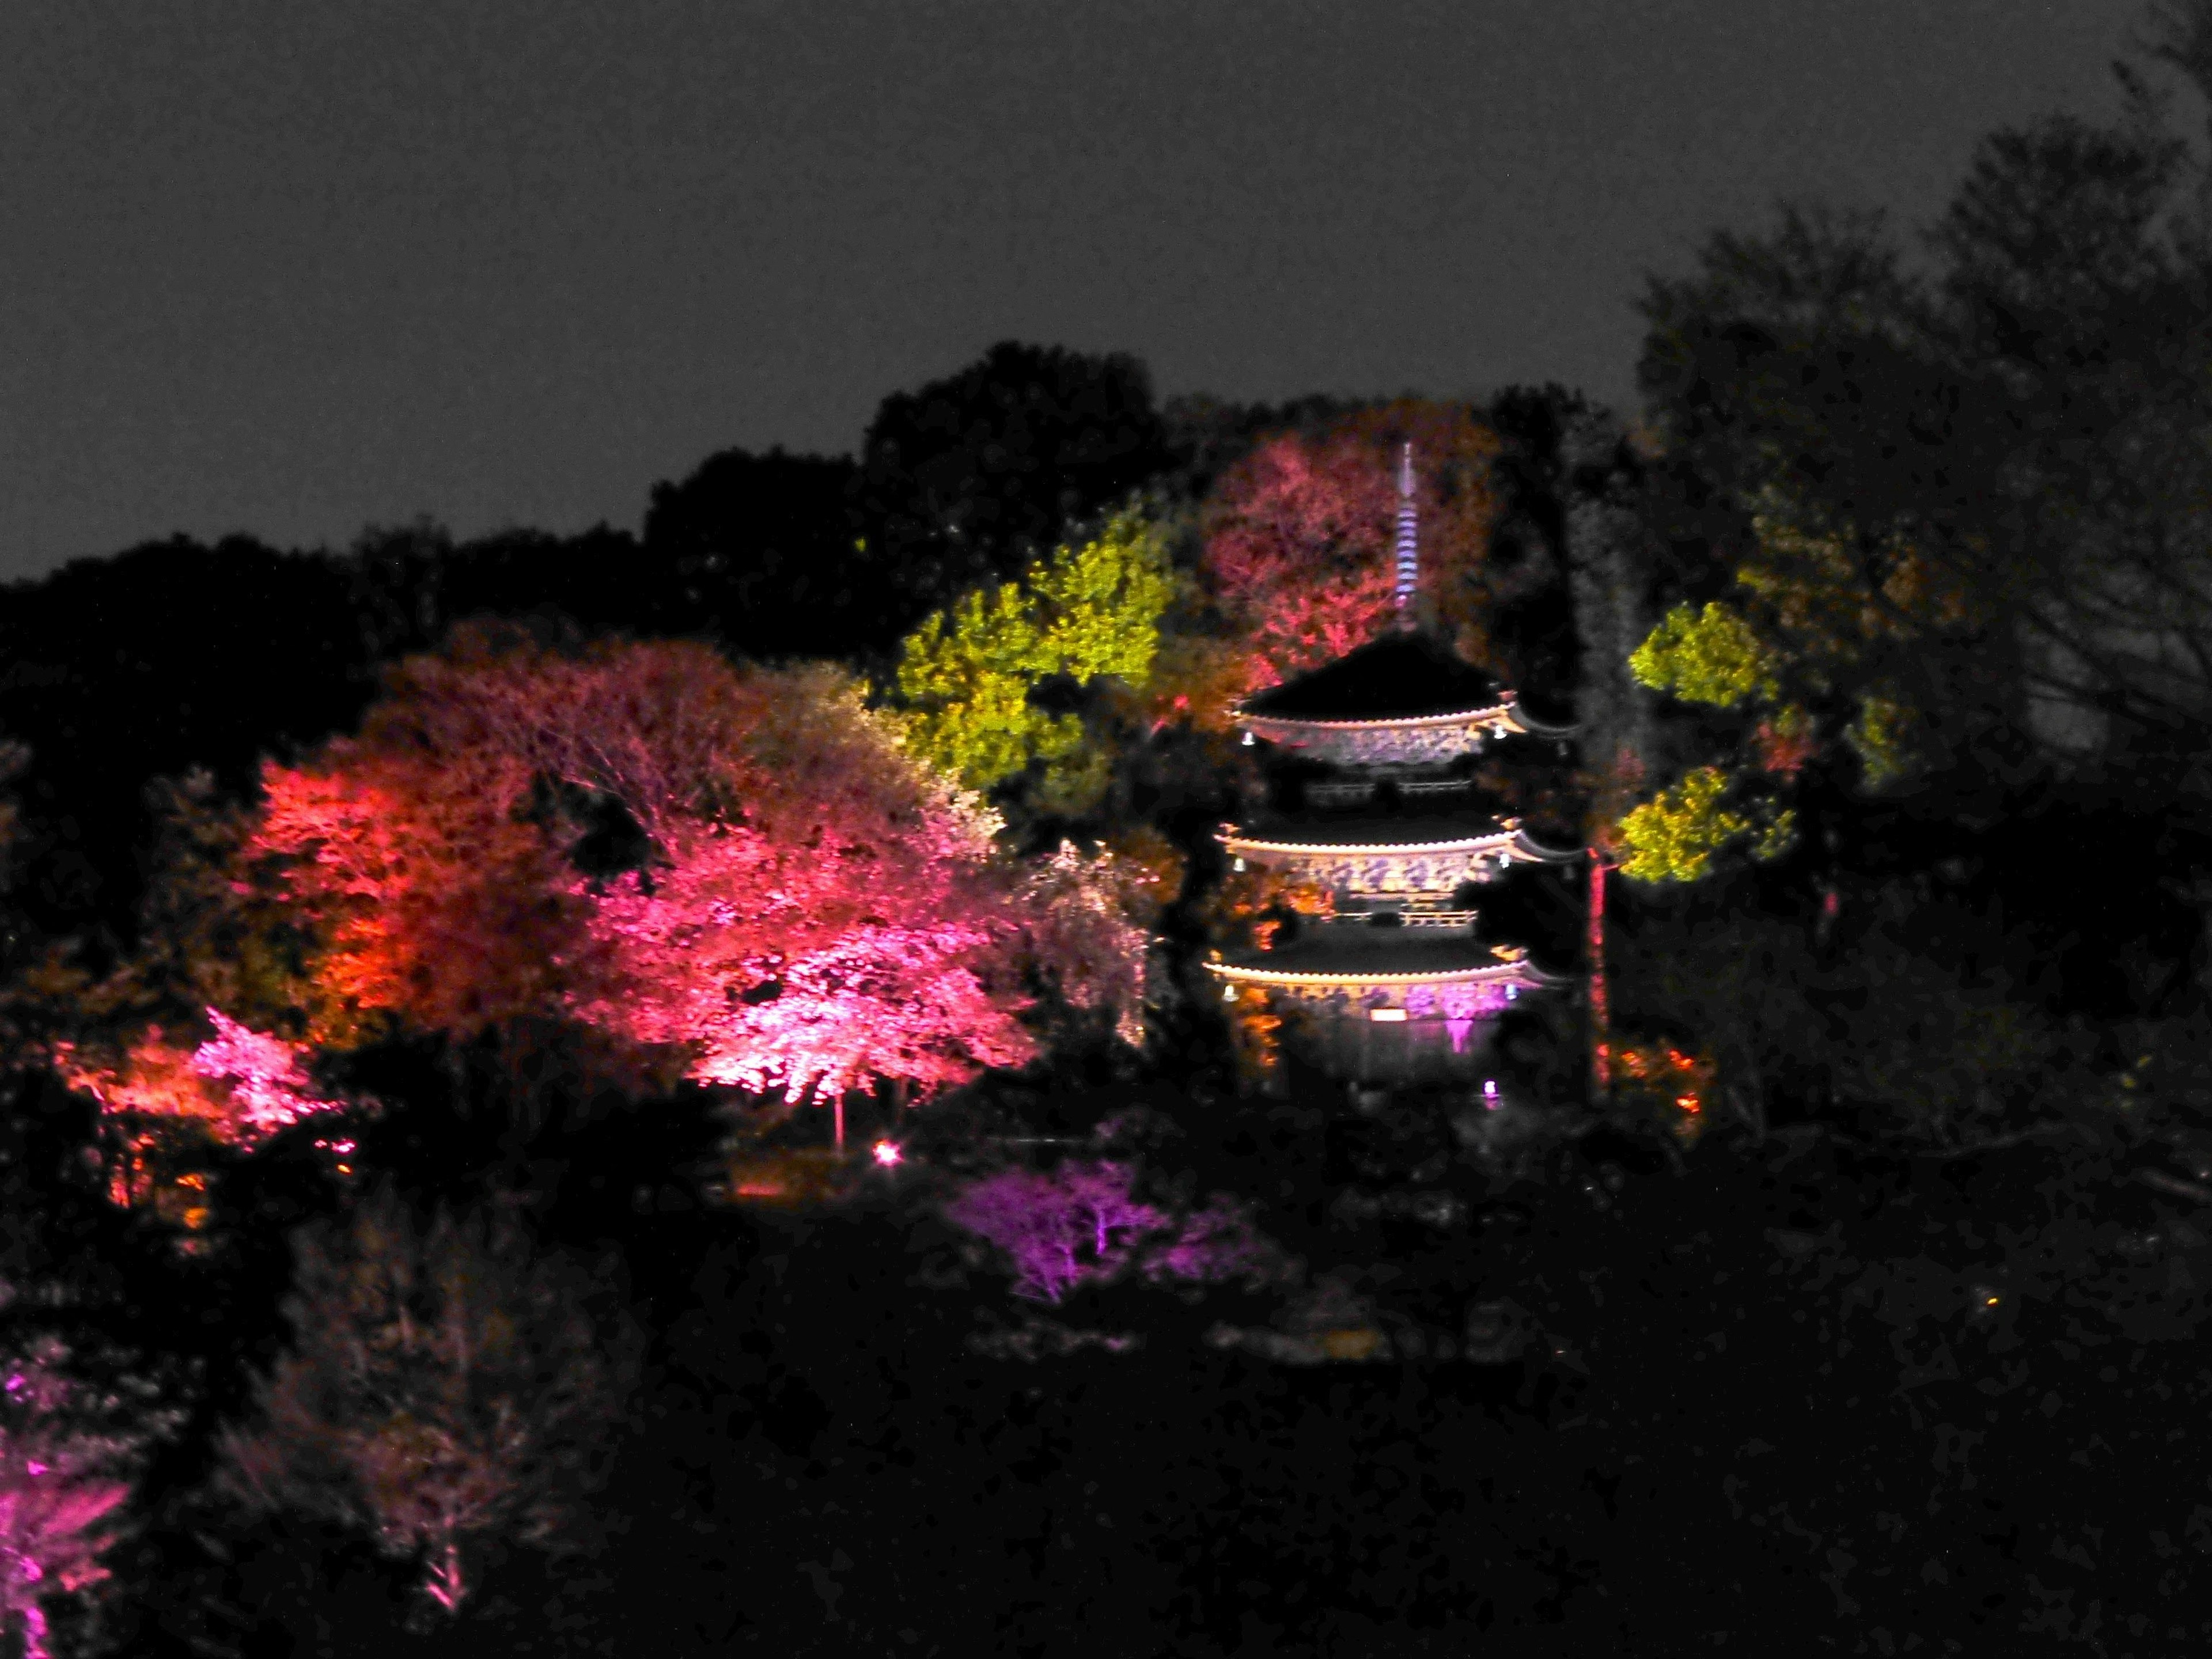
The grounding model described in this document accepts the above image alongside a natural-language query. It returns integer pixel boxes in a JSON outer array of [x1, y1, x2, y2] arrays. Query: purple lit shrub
[[945, 1162, 1165, 1302], [945, 1161, 1293, 1305]]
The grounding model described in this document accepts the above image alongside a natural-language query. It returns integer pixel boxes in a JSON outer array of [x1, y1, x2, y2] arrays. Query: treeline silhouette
[[0, 342, 1349, 952]]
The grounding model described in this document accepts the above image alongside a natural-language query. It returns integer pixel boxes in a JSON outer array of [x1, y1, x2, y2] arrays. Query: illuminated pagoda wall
[[1207, 444, 1575, 1086]]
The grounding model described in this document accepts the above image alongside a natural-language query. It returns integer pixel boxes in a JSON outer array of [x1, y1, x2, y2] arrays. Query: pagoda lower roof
[[1240, 632, 1508, 722], [1207, 926, 1571, 986]]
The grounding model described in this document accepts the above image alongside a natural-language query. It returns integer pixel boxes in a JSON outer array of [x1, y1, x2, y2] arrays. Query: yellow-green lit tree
[[893, 510, 1177, 815], [1615, 485, 1971, 884]]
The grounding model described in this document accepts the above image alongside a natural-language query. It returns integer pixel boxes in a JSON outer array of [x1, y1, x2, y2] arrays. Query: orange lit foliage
[[1199, 404, 1502, 695], [253, 677, 585, 1041], [1613, 1041, 1717, 1139], [54, 1009, 347, 1209], [252, 632, 1141, 1102]]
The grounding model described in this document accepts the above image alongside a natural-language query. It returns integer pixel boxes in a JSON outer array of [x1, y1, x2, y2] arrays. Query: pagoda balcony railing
[[1398, 778, 1475, 798], [1305, 782, 1376, 807], [1395, 909, 1480, 929]]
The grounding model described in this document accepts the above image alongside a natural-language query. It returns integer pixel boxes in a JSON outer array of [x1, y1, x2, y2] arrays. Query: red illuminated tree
[[1199, 403, 1502, 692], [248, 630, 1144, 1105]]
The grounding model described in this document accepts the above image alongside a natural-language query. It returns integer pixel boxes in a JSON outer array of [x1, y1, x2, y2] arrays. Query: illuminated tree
[[250, 631, 1147, 1106], [1630, 22, 2212, 855], [855, 341, 1172, 630], [946, 1162, 1292, 1304], [219, 1191, 635, 1618], [0, 1334, 169, 1659], [52, 1006, 351, 1212], [947, 1163, 1165, 1302], [895, 510, 1177, 805], [1199, 404, 1502, 692], [251, 726, 582, 1043], [1614, 487, 1968, 883]]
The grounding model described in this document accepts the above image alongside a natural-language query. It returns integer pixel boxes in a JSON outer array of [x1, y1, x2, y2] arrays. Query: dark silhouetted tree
[[218, 1190, 637, 1618], [855, 342, 1172, 637]]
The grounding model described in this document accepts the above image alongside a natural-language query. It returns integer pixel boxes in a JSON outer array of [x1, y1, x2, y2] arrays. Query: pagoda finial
[[1393, 441, 1418, 631]]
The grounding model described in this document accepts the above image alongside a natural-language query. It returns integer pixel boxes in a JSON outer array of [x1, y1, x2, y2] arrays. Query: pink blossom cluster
[[188, 1009, 346, 1140], [1203, 435, 1403, 685]]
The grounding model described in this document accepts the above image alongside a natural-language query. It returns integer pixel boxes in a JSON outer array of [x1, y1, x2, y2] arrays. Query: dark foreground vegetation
[[7, 10, 2212, 1656]]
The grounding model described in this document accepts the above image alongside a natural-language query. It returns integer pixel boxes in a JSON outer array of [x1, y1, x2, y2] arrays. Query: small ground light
[[872, 1139, 903, 1168], [1483, 1079, 1501, 1109]]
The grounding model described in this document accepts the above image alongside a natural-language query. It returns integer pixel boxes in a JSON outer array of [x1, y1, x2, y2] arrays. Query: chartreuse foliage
[[1618, 487, 1966, 882], [1616, 769, 1747, 883], [1628, 602, 1776, 708], [895, 511, 1175, 800], [1616, 767, 1795, 884]]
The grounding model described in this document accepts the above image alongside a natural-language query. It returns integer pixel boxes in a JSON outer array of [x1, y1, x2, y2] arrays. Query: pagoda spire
[[1393, 441, 1418, 632]]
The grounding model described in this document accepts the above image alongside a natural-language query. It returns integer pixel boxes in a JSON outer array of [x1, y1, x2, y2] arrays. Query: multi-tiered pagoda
[[1207, 445, 1576, 1084]]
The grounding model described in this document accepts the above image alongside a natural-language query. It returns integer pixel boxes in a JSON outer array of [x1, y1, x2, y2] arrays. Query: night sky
[[3, 1, 2138, 582]]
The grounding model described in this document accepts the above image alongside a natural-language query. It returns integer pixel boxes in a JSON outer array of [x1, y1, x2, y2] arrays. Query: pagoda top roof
[[1240, 632, 1508, 724], [1225, 812, 1514, 851]]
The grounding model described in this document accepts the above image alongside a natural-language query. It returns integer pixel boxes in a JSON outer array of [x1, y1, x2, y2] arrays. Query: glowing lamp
[[1224, 983, 1238, 1001], [1232, 857, 1246, 872], [1505, 987, 1517, 1001], [1242, 730, 1255, 746], [1369, 1007, 1408, 1023], [872, 1139, 903, 1168]]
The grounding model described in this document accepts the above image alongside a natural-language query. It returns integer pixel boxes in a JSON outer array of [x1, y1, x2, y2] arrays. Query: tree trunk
[[424, 1536, 467, 1613], [1588, 855, 1611, 1100]]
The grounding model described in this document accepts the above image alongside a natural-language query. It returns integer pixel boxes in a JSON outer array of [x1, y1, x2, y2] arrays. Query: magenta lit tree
[[0, 1337, 167, 1659], [251, 634, 1146, 1113], [945, 1161, 1294, 1304], [945, 1162, 1165, 1302]]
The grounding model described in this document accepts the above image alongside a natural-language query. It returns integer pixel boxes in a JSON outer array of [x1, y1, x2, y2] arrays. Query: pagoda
[[1207, 444, 1577, 1085]]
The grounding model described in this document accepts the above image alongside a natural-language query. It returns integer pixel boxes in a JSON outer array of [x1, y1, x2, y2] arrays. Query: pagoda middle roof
[[1212, 925, 1567, 983], [1241, 632, 1507, 723]]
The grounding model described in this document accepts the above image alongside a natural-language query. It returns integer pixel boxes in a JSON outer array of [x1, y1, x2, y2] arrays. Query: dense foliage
[[6, 13, 2212, 1651]]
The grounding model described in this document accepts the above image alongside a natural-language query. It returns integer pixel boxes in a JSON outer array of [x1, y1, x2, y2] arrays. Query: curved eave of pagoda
[[1503, 703, 1578, 740], [1236, 699, 1576, 741], [1238, 702, 1516, 743], [1218, 824, 1582, 867], [1222, 827, 1515, 860], [1203, 956, 1565, 992]]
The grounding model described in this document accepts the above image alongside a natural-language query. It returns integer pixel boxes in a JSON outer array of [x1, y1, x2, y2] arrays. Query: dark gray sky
[[1, 1, 2147, 580]]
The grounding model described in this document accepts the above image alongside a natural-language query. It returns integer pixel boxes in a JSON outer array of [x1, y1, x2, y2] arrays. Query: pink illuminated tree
[[1200, 404, 1502, 691], [52, 1007, 350, 1205], [250, 628, 1146, 1109], [0, 1336, 168, 1659]]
